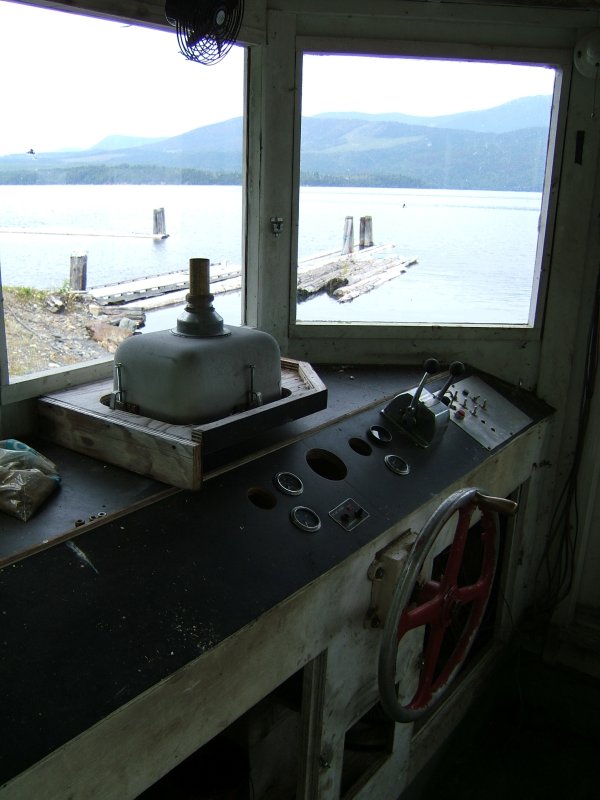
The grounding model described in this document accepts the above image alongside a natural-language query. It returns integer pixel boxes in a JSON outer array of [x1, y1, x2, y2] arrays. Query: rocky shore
[[2, 287, 143, 377]]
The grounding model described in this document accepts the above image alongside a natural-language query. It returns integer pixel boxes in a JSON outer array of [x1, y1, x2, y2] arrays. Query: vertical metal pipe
[[189, 257, 211, 297]]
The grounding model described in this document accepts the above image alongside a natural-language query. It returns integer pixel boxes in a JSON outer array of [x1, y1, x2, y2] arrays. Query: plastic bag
[[0, 439, 61, 522]]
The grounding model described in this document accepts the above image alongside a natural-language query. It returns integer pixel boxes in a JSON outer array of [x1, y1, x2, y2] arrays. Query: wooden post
[[153, 208, 168, 239], [359, 216, 373, 249], [70, 253, 87, 291], [342, 216, 354, 255]]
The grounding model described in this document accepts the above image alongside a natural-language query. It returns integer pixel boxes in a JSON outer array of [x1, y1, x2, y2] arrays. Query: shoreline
[[2, 287, 141, 377]]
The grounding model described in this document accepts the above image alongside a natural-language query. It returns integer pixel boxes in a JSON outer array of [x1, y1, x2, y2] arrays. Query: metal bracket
[[270, 217, 284, 236], [365, 530, 416, 629]]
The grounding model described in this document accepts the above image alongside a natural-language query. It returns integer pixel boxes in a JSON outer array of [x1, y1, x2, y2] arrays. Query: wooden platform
[[0, 227, 165, 239], [85, 246, 417, 311], [87, 263, 240, 308], [38, 358, 327, 491], [297, 245, 417, 303]]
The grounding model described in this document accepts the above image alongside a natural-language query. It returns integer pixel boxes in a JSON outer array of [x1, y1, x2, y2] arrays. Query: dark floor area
[[412, 646, 600, 800]]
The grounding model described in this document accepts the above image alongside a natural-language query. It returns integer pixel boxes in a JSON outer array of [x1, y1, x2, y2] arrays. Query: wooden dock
[[297, 244, 416, 303], [0, 227, 167, 240], [0, 207, 169, 241], [87, 246, 417, 309], [87, 264, 241, 310]]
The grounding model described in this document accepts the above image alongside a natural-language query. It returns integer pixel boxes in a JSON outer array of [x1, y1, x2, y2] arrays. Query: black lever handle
[[408, 357, 440, 413], [435, 361, 466, 402]]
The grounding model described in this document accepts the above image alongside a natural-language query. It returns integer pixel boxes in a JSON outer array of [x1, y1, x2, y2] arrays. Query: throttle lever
[[408, 357, 440, 413], [381, 356, 450, 447], [435, 361, 466, 403]]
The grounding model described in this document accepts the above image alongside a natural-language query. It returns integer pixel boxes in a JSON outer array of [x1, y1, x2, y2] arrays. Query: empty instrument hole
[[368, 425, 392, 444], [247, 487, 277, 509], [306, 448, 348, 481], [349, 437, 372, 456]]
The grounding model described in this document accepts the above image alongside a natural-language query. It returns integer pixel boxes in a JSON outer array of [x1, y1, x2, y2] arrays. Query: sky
[[302, 54, 556, 118], [0, 0, 556, 156]]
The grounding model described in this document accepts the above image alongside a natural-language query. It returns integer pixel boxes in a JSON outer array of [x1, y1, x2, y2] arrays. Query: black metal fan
[[165, 1, 244, 65]]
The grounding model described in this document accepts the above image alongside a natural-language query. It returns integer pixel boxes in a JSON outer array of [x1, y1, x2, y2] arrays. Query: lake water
[[0, 184, 541, 326]]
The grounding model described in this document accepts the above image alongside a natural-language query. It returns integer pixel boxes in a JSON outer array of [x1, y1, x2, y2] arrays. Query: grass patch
[[4, 283, 82, 311], [4, 285, 48, 303]]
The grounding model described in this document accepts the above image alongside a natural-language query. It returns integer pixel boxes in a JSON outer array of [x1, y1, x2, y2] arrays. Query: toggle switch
[[330, 498, 370, 531]]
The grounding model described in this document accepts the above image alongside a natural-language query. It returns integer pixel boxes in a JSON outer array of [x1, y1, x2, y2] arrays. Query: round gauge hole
[[368, 425, 392, 445], [384, 454, 410, 476], [290, 506, 321, 533], [247, 487, 277, 509], [306, 448, 348, 481], [274, 471, 304, 496], [349, 437, 372, 456]]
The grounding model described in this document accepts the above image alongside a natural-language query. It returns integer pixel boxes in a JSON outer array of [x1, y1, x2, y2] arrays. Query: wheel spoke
[[455, 511, 497, 604], [432, 603, 485, 693], [440, 505, 474, 590], [455, 579, 488, 605], [398, 593, 443, 639], [410, 625, 445, 708], [479, 513, 498, 582], [417, 580, 441, 603]]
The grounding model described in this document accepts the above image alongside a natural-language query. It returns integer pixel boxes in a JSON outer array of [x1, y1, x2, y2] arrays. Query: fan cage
[[166, 1, 244, 65]]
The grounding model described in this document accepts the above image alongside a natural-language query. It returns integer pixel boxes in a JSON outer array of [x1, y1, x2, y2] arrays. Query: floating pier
[[0, 207, 169, 241], [87, 263, 241, 311], [297, 244, 417, 303], [297, 214, 416, 302], [87, 247, 416, 310], [85, 216, 416, 308]]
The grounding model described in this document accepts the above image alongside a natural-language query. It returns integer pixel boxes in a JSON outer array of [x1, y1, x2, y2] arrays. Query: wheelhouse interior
[[1, 1, 600, 798]]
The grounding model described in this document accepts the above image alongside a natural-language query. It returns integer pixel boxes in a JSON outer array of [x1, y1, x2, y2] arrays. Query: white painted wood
[[250, 9, 298, 350], [21, 1, 268, 43], [557, 330, 600, 614], [284, 31, 570, 373], [529, 64, 600, 631]]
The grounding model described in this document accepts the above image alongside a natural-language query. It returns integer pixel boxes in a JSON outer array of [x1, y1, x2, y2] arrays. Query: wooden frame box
[[38, 358, 327, 490]]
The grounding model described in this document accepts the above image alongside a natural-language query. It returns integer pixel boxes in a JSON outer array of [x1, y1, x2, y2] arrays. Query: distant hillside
[[314, 95, 553, 134], [299, 119, 549, 191], [0, 96, 552, 190], [91, 134, 167, 151]]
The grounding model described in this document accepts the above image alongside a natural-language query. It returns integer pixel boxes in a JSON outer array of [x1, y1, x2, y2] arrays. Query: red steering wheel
[[378, 487, 517, 723]]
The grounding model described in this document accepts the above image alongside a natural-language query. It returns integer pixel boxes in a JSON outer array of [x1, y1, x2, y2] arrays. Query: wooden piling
[[359, 216, 373, 249], [342, 216, 354, 255], [70, 253, 88, 291], [153, 208, 168, 239]]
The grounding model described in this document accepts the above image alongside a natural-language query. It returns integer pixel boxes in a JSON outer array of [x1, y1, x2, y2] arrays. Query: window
[[295, 53, 557, 328], [0, 0, 244, 384]]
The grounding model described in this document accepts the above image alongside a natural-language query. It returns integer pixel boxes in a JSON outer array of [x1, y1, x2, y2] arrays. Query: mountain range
[[0, 95, 552, 191]]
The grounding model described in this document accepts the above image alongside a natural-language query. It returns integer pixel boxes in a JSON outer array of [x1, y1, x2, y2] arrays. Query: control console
[[381, 358, 465, 447]]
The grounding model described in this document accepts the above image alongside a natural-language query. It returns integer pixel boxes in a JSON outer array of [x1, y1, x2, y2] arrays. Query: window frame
[[0, 1, 575, 413], [286, 37, 568, 356], [0, 0, 251, 407]]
